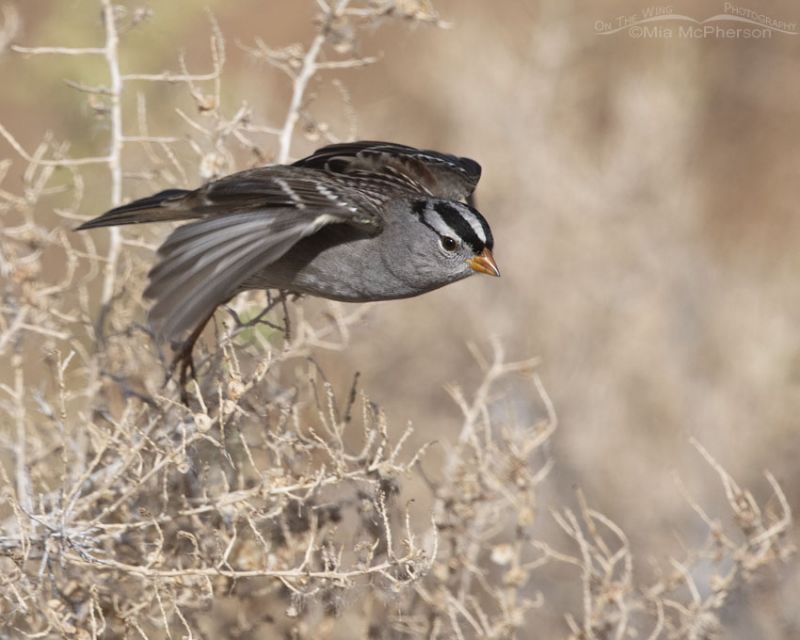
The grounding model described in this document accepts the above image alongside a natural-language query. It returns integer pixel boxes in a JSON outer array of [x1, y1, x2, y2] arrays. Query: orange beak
[[467, 248, 500, 277]]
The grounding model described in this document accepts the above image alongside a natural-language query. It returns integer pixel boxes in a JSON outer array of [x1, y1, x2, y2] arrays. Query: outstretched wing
[[145, 209, 342, 341], [77, 166, 383, 342], [293, 141, 482, 202]]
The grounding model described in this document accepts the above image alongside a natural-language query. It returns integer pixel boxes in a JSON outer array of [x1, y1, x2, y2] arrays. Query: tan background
[[2, 0, 799, 636]]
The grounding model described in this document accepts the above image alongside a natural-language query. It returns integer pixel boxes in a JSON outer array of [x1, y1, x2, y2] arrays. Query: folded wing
[[292, 140, 482, 202]]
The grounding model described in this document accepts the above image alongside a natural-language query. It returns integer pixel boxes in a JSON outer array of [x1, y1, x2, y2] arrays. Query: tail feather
[[75, 188, 193, 230]]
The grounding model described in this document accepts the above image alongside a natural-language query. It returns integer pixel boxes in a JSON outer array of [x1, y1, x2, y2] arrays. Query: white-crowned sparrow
[[78, 141, 498, 381]]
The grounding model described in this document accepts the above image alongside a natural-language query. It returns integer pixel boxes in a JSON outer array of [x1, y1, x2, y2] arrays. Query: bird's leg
[[281, 291, 293, 342], [165, 309, 216, 404], [226, 293, 284, 332], [224, 290, 294, 338]]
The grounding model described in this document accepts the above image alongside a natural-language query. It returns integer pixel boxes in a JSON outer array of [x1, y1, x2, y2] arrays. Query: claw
[[163, 309, 215, 406]]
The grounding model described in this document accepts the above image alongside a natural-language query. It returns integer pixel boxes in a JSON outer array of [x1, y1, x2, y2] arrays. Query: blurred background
[[2, 0, 799, 636]]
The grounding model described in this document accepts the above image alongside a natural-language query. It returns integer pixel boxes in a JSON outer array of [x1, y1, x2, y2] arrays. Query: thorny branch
[[277, 0, 352, 163]]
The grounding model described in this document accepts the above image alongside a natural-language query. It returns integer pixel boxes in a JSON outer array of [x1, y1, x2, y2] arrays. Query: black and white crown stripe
[[411, 200, 493, 253]]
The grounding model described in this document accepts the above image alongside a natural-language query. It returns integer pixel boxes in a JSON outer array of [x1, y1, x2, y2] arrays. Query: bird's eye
[[440, 236, 458, 252]]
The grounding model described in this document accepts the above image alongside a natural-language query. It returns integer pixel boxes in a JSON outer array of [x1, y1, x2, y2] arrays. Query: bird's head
[[405, 199, 499, 285]]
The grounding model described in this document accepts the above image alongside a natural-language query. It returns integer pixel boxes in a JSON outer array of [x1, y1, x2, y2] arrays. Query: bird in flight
[[78, 141, 499, 393]]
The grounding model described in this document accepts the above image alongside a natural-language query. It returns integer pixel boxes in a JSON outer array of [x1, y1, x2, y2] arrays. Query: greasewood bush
[[0, 2, 794, 638]]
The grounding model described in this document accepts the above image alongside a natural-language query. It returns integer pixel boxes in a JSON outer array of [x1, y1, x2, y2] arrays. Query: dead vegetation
[[0, 2, 794, 638]]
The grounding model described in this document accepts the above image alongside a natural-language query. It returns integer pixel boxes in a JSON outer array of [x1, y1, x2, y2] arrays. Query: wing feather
[[293, 141, 481, 201], [76, 167, 382, 231], [145, 210, 333, 341]]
